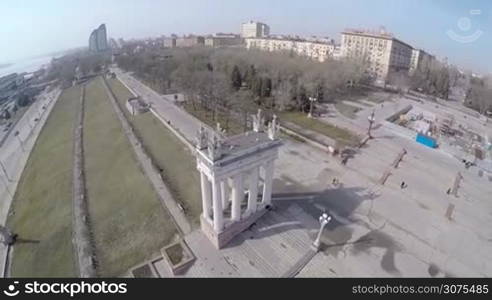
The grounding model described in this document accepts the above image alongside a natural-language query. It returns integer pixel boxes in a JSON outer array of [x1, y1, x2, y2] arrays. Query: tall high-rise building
[[89, 24, 108, 52], [241, 21, 270, 38], [89, 31, 98, 52]]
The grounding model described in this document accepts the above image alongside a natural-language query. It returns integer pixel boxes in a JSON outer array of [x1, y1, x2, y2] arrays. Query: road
[[112, 68, 205, 143], [0, 87, 61, 276]]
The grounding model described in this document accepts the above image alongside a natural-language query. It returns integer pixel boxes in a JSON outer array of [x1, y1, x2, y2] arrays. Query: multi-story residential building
[[175, 35, 205, 47], [245, 36, 336, 62], [205, 33, 243, 48], [241, 21, 270, 38], [163, 35, 177, 48], [332, 45, 342, 60], [340, 29, 413, 83], [89, 24, 108, 52], [409, 48, 434, 73]]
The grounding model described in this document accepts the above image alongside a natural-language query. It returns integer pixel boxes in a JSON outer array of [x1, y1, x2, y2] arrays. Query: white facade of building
[[245, 37, 336, 62], [205, 34, 243, 48], [241, 21, 270, 38], [195, 110, 282, 249], [340, 30, 413, 82], [410, 48, 434, 73]]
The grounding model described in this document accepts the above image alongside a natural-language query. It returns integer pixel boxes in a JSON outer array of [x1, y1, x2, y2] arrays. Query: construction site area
[[387, 95, 492, 173]]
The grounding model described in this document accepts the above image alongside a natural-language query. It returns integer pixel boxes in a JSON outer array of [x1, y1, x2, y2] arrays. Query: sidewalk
[[112, 68, 204, 143]]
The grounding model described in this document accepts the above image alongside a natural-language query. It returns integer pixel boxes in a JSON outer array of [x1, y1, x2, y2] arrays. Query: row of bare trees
[[465, 76, 492, 115], [407, 56, 460, 100], [116, 46, 372, 127]]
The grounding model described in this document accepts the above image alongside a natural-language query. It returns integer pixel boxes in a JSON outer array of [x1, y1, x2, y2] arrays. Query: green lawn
[[107, 78, 202, 226], [8, 86, 79, 277], [279, 111, 360, 147], [83, 77, 177, 276], [366, 93, 394, 104], [183, 102, 246, 136], [334, 102, 362, 119]]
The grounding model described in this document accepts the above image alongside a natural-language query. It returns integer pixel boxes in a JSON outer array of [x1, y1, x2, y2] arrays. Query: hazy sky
[[1, 0, 491, 72]]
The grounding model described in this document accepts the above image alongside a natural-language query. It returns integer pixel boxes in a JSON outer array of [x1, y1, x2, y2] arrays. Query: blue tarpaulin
[[416, 133, 437, 148]]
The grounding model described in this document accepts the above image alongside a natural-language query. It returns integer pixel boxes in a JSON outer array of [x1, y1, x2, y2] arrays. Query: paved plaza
[[115, 69, 492, 277]]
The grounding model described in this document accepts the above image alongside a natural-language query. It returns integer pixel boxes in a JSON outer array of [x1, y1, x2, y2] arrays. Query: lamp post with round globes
[[308, 96, 317, 118], [14, 131, 24, 152], [367, 110, 376, 138], [312, 212, 331, 251]]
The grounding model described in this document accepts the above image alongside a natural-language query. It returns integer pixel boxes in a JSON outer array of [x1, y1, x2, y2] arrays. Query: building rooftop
[[247, 35, 336, 45], [222, 131, 277, 157], [198, 131, 282, 168], [342, 28, 413, 49]]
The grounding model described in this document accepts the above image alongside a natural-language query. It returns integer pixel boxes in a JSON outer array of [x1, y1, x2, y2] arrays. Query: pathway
[[112, 68, 203, 143], [71, 84, 97, 277]]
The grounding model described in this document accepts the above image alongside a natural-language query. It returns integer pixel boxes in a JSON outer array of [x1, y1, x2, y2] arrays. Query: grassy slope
[[83, 77, 176, 276], [183, 102, 246, 136], [8, 86, 79, 277], [334, 102, 362, 119], [107, 78, 201, 226], [279, 111, 361, 147]]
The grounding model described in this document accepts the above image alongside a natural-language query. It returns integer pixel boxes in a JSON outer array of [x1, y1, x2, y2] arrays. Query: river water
[[0, 55, 55, 77]]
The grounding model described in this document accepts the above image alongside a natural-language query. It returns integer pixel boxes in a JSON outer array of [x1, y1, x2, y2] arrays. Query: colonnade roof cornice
[[196, 139, 281, 166], [197, 150, 279, 180]]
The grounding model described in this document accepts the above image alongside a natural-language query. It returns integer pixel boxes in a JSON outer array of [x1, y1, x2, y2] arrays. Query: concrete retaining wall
[[385, 104, 413, 123], [279, 125, 333, 153], [71, 84, 97, 277]]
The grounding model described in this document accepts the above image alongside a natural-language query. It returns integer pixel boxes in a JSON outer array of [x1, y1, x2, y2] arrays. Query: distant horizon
[[1, 0, 491, 73]]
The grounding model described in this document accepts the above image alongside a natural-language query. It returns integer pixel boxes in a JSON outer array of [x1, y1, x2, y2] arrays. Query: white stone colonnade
[[199, 160, 275, 232]]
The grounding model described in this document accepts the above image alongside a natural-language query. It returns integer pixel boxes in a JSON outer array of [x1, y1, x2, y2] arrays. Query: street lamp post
[[312, 212, 332, 251], [367, 110, 376, 138], [14, 131, 24, 152], [308, 96, 317, 118]]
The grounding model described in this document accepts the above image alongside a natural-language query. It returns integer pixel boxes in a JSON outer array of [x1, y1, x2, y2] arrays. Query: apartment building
[[241, 21, 270, 38], [410, 48, 434, 73], [205, 33, 243, 48], [163, 37, 177, 48], [245, 36, 336, 62], [340, 29, 413, 83], [176, 36, 205, 47]]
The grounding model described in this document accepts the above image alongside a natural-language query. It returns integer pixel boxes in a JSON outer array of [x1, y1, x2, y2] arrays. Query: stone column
[[200, 171, 212, 222], [231, 173, 243, 222], [211, 178, 223, 231], [262, 160, 274, 206], [247, 167, 259, 215], [221, 179, 230, 211]]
